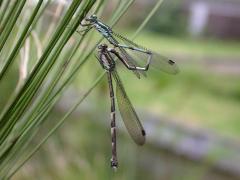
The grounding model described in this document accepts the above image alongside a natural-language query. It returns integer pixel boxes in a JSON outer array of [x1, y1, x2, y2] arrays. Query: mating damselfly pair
[[78, 15, 179, 169]]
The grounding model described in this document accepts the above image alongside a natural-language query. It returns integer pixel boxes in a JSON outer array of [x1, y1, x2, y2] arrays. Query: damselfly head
[[86, 14, 97, 22], [98, 44, 108, 50]]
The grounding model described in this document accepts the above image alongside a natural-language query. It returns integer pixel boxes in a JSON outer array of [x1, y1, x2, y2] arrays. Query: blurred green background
[[1, 0, 240, 179]]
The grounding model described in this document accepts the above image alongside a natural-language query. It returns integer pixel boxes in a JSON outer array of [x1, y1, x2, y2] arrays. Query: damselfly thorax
[[97, 44, 116, 71]]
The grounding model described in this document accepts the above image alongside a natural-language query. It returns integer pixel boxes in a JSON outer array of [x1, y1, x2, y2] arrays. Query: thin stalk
[[0, 0, 42, 80], [0, 0, 18, 35], [1, 0, 164, 178], [0, 0, 26, 53], [6, 0, 135, 175], [17, 0, 105, 136], [0, 0, 84, 144], [132, 0, 164, 40], [110, 0, 135, 25], [7, 73, 105, 179], [0, 0, 10, 24], [0, 0, 96, 172]]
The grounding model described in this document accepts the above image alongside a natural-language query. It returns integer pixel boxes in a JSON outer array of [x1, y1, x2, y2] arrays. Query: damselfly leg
[[76, 27, 92, 35], [108, 47, 151, 71]]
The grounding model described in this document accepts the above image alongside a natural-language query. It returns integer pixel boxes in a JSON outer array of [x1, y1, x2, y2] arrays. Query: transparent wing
[[112, 70, 146, 145], [112, 32, 179, 74], [111, 33, 148, 78], [150, 53, 179, 74]]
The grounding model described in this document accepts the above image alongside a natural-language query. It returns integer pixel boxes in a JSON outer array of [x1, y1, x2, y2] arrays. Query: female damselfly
[[96, 44, 147, 169]]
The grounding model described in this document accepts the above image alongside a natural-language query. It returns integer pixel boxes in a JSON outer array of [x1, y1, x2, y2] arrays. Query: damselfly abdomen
[[97, 44, 147, 169]]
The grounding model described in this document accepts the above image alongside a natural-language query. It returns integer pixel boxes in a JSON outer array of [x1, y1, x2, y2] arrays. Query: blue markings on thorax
[[94, 21, 112, 37], [93, 21, 119, 46]]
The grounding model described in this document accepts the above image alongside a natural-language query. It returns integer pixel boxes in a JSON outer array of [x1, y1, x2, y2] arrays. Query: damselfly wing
[[112, 70, 146, 145], [112, 32, 179, 75]]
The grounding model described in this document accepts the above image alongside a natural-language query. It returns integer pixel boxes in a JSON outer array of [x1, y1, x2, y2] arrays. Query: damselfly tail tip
[[112, 166, 118, 172], [111, 163, 118, 172]]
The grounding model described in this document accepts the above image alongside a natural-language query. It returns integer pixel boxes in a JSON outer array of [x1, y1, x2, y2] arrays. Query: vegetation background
[[0, 0, 240, 179]]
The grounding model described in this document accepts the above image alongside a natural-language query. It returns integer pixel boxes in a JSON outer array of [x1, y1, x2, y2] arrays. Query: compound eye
[[102, 44, 107, 48], [91, 14, 97, 19], [98, 44, 104, 49]]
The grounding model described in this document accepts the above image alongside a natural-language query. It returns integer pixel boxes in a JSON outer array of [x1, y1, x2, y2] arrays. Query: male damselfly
[[80, 15, 179, 78]]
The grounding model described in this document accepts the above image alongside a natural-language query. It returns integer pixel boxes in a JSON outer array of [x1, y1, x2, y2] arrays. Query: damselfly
[[96, 44, 147, 169], [78, 15, 179, 169], [80, 14, 179, 78]]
